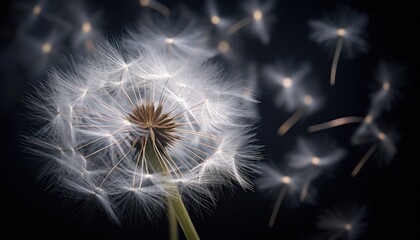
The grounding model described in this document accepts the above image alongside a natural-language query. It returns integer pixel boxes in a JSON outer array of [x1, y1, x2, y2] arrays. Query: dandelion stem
[[167, 198, 179, 240], [307, 116, 365, 132], [226, 16, 252, 36], [300, 179, 310, 202], [150, 1, 171, 17], [351, 143, 378, 177], [330, 37, 344, 86], [278, 106, 306, 135], [145, 142, 200, 240], [268, 187, 287, 228]]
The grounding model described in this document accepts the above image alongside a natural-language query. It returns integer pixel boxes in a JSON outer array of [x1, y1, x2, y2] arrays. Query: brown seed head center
[[127, 103, 179, 148]]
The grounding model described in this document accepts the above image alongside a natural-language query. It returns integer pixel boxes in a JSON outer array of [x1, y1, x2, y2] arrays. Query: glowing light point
[[82, 22, 92, 33], [41, 42, 52, 53], [282, 78, 293, 88], [383, 82, 390, 90], [145, 174, 153, 179], [378, 132, 386, 141], [303, 95, 313, 105], [337, 28, 347, 37], [217, 40, 230, 53], [33, 5, 42, 15], [166, 38, 174, 44], [344, 223, 352, 231], [253, 10, 263, 20], [281, 176, 291, 184], [139, 0, 150, 7], [211, 15, 220, 25], [311, 156, 320, 165]]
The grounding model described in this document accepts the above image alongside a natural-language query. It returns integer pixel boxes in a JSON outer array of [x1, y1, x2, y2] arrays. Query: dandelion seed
[[370, 60, 405, 112], [309, 7, 368, 85], [317, 203, 367, 240], [255, 163, 303, 228], [287, 137, 346, 202], [351, 125, 398, 177], [226, 0, 275, 44]]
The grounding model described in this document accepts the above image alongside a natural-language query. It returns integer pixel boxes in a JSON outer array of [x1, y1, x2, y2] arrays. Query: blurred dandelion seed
[[309, 7, 368, 86], [317, 204, 367, 240]]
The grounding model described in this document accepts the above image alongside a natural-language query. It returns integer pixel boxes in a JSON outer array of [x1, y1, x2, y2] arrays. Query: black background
[[1, 0, 418, 239]]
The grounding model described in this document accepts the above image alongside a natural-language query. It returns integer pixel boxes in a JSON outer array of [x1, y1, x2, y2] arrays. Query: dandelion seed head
[[217, 40, 230, 53], [382, 82, 390, 90], [82, 22, 92, 33], [26, 31, 259, 222], [344, 223, 352, 231], [41, 42, 52, 53], [303, 95, 313, 105], [377, 132, 386, 141], [33, 5, 42, 15], [311, 156, 320, 165], [282, 78, 293, 88], [281, 176, 291, 184], [165, 37, 174, 44], [336, 27, 347, 37], [211, 15, 220, 25], [253, 10, 263, 20]]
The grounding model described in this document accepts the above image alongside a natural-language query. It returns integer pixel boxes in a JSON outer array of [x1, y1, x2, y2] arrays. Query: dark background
[[1, 0, 418, 239]]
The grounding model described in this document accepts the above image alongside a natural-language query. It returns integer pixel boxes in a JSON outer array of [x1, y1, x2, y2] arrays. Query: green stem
[[167, 198, 178, 240], [144, 142, 200, 240]]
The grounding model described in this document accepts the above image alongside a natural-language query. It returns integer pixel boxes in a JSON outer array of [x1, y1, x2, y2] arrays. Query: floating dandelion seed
[[317, 203, 367, 240], [226, 0, 275, 44], [351, 125, 398, 177], [263, 61, 321, 135], [25, 33, 259, 239], [370, 60, 405, 112], [33, 5, 42, 15], [287, 137, 346, 202], [139, 0, 171, 17], [309, 7, 368, 85], [263, 61, 311, 112], [255, 163, 302, 228], [126, 12, 215, 59], [205, 0, 232, 30]]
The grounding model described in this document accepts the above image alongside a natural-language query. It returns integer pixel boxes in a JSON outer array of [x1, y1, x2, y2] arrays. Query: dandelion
[[226, 0, 275, 44], [309, 7, 368, 85], [370, 60, 405, 112], [255, 163, 302, 228], [287, 137, 346, 202], [25, 33, 259, 239], [317, 203, 367, 240], [351, 125, 398, 177]]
